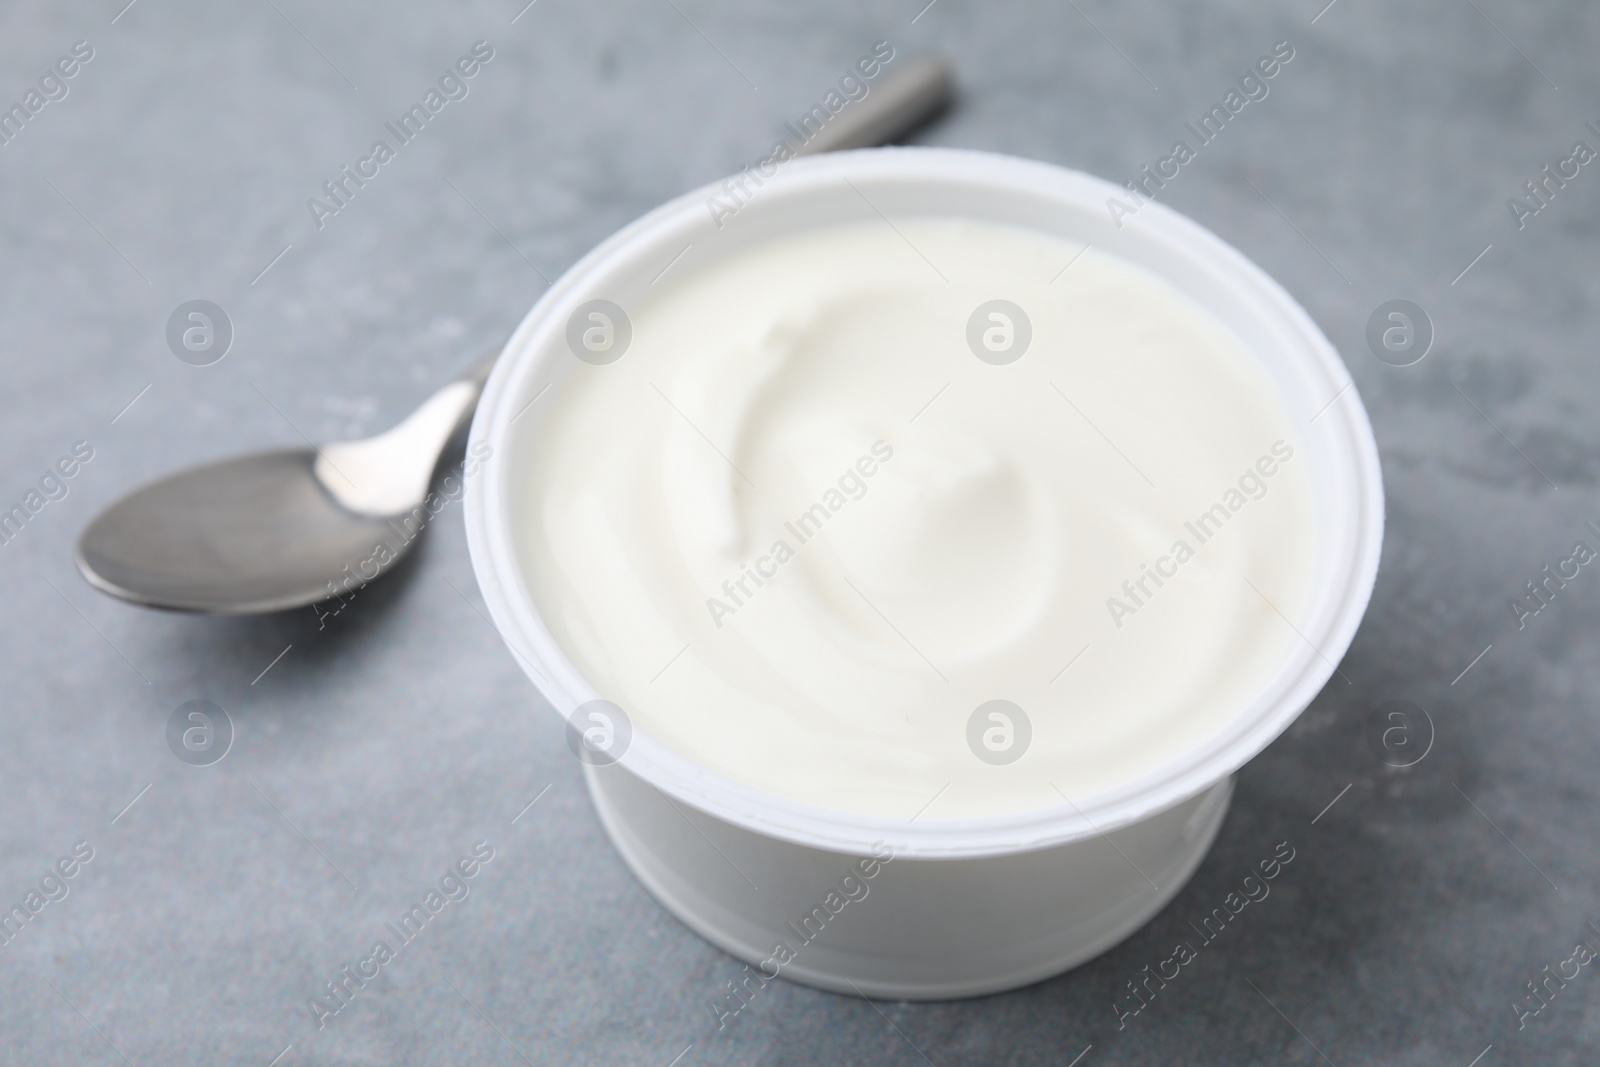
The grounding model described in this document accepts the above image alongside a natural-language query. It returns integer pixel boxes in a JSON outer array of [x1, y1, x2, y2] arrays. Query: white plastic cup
[[465, 148, 1384, 999]]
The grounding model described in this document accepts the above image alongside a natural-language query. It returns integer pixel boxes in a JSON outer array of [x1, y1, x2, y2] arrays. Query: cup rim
[[464, 146, 1384, 860]]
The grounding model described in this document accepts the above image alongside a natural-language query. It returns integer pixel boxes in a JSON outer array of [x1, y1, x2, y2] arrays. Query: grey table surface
[[1, 0, 1597, 1063]]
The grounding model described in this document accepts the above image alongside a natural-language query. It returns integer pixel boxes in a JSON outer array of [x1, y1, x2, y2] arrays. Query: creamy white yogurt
[[519, 218, 1318, 819]]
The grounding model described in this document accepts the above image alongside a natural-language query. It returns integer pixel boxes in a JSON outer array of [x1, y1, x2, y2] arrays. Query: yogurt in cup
[[465, 148, 1383, 999]]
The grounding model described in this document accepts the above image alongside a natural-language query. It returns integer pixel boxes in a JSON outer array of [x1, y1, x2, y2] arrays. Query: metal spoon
[[77, 361, 492, 614], [76, 56, 955, 615]]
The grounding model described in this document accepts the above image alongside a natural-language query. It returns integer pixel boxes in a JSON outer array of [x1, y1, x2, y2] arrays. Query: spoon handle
[[792, 55, 955, 157], [315, 370, 486, 516]]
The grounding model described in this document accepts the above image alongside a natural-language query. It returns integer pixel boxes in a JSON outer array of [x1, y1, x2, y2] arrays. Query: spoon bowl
[[76, 449, 406, 614], [76, 360, 489, 614]]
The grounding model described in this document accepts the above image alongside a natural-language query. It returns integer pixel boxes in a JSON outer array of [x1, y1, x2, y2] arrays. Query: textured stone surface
[[1, 0, 1597, 1063]]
